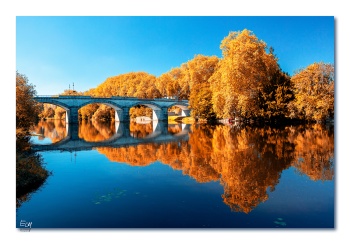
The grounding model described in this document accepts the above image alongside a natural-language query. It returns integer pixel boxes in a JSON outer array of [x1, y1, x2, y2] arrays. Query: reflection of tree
[[182, 125, 220, 183], [32, 120, 67, 143], [129, 122, 153, 138], [79, 120, 115, 142], [211, 126, 294, 213], [16, 139, 51, 208], [290, 124, 334, 181], [98, 144, 160, 166], [97, 123, 333, 213], [168, 124, 182, 134], [98, 125, 220, 182]]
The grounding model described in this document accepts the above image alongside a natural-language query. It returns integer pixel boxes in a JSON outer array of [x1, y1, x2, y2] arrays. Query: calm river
[[16, 120, 334, 228]]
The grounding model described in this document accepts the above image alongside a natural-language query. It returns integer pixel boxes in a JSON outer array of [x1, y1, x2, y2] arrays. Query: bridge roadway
[[34, 95, 190, 124], [32, 122, 191, 152]]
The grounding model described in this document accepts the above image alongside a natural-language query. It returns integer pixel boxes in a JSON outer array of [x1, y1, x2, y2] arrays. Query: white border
[[2, 1, 349, 243]]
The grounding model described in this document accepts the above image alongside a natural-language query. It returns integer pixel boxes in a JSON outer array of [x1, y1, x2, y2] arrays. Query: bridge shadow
[[31, 121, 191, 152]]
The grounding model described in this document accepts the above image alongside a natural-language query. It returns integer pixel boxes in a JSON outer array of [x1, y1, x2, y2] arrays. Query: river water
[[16, 120, 334, 228]]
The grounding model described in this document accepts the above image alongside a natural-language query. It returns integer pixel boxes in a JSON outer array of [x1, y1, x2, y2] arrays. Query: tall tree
[[210, 29, 279, 119], [290, 62, 334, 122], [16, 71, 41, 136], [156, 66, 190, 99], [185, 55, 219, 120], [257, 68, 294, 121], [16, 71, 50, 208]]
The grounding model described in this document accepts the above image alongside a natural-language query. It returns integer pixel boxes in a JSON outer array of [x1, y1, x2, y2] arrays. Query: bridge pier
[[153, 120, 169, 135], [115, 107, 130, 122], [67, 123, 80, 140], [181, 109, 191, 116], [115, 122, 131, 137], [153, 107, 169, 121], [66, 107, 79, 124]]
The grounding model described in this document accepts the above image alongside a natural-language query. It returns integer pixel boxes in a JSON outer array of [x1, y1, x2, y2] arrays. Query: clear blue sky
[[16, 16, 334, 95]]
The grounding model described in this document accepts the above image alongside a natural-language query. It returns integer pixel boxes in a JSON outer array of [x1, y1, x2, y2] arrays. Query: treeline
[[39, 29, 334, 124]]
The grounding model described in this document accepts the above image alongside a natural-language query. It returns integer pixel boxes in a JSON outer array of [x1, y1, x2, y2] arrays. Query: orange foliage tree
[[290, 62, 334, 122], [16, 71, 41, 136], [16, 71, 50, 208], [210, 29, 279, 120], [186, 55, 219, 120], [85, 72, 161, 121], [156, 66, 190, 99]]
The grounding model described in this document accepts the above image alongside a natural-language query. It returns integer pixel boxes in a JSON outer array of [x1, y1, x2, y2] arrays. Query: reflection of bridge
[[32, 122, 191, 152], [34, 95, 190, 124]]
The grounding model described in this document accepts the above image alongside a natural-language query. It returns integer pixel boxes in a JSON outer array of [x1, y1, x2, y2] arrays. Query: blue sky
[[16, 16, 334, 95]]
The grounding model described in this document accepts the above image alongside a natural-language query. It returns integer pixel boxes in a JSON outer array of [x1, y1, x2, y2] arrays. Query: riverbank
[[168, 116, 196, 124]]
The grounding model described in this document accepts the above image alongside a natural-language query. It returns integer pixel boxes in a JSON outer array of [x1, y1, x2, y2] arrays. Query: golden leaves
[[210, 29, 279, 119], [290, 62, 334, 121]]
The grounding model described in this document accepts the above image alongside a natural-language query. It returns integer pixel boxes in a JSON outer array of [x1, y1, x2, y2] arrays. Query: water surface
[[17, 120, 334, 228]]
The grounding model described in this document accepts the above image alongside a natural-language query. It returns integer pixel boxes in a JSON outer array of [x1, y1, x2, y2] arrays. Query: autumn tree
[[54, 106, 66, 120], [156, 66, 190, 99], [80, 103, 99, 120], [210, 29, 279, 120], [257, 67, 294, 121], [290, 62, 334, 122], [80, 88, 99, 120], [89, 72, 160, 120], [185, 55, 219, 120], [16, 71, 50, 208], [129, 106, 153, 120], [95, 72, 160, 98], [45, 106, 55, 118], [92, 104, 115, 121], [16, 71, 41, 137]]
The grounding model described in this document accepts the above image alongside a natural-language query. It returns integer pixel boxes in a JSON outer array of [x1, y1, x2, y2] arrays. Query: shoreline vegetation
[[16, 28, 334, 205], [16, 72, 51, 208]]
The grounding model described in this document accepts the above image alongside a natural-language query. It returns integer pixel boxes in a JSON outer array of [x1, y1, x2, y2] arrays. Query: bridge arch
[[167, 102, 191, 116], [78, 100, 127, 122], [37, 100, 70, 111], [35, 100, 71, 123], [128, 101, 167, 121]]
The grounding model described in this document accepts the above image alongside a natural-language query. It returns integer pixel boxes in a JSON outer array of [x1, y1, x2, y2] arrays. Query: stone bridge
[[34, 95, 190, 124], [32, 122, 191, 152]]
